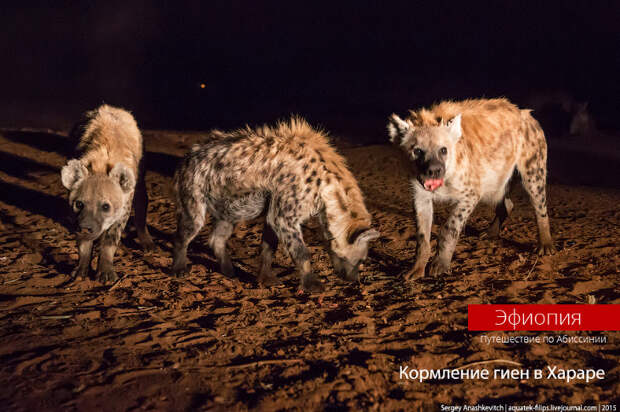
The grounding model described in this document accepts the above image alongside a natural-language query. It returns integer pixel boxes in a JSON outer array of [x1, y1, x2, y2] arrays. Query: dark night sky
[[1, 1, 618, 141]]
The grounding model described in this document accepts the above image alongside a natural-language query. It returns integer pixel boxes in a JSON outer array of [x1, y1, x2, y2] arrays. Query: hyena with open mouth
[[388, 98, 555, 279], [171, 116, 379, 293], [61, 105, 154, 283]]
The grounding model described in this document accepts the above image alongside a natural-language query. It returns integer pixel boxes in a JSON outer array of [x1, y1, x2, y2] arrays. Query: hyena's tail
[[520, 109, 548, 150]]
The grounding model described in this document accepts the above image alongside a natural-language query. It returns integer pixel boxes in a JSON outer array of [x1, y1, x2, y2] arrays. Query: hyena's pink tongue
[[424, 178, 444, 191]]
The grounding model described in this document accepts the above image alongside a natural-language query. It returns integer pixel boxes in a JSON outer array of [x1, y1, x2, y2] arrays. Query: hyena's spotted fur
[[171, 117, 379, 292], [388, 98, 555, 279], [61, 105, 154, 284]]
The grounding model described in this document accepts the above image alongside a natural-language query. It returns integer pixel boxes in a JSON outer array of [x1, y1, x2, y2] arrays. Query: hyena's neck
[[81, 152, 110, 175], [320, 179, 371, 245], [80, 147, 138, 176]]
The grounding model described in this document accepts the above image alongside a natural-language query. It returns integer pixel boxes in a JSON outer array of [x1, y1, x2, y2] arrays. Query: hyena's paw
[[428, 257, 451, 277], [403, 265, 426, 282], [71, 265, 90, 280], [486, 220, 501, 240], [334, 268, 347, 280], [140, 235, 156, 252], [96, 269, 119, 284], [258, 273, 282, 288], [219, 259, 235, 278], [170, 261, 189, 278], [300, 274, 325, 294], [537, 242, 556, 256], [344, 271, 360, 282]]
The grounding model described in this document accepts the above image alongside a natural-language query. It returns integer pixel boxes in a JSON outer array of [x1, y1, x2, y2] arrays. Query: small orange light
[[200, 83, 206, 89]]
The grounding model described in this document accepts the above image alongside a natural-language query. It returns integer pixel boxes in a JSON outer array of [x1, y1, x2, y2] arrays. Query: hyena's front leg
[[318, 210, 345, 278], [405, 189, 433, 281], [258, 222, 281, 287], [274, 218, 323, 293], [267, 197, 322, 293], [72, 238, 93, 279], [289, 231, 323, 293], [429, 196, 478, 276], [96, 222, 124, 284]]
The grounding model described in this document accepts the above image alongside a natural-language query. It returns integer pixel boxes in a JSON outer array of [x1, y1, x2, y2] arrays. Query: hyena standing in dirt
[[61, 105, 154, 283], [525, 90, 595, 137], [171, 116, 379, 292], [388, 98, 555, 279]]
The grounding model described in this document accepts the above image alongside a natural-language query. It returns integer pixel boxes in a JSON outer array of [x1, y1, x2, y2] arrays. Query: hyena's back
[[427, 98, 546, 201], [72, 104, 143, 176], [173, 117, 363, 223], [175, 144, 269, 224]]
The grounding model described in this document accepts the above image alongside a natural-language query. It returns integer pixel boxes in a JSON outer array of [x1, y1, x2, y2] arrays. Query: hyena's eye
[[74, 200, 84, 210], [439, 147, 448, 155], [413, 148, 424, 158], [101, 203, 111, 212]]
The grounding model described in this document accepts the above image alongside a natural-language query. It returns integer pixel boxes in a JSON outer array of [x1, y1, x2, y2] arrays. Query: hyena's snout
[[418, 158, 445, 192], [79, 220, 95, 234], [75, 209, 103, 240]]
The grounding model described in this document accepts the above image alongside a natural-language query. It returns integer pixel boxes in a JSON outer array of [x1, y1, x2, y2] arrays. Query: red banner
[[468, 304, 620, 331]]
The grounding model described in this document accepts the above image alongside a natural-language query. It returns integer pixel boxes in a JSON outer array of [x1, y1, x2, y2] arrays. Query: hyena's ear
[[109, 162, 135, 193], [61, 159, 89, 190], [446, 114, 462, 141], [387, 114, 410, 145], [347, 226, 380, 245]]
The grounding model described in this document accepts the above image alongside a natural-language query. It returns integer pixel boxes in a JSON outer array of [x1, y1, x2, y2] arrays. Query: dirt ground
[[0, 128, 618, 411]]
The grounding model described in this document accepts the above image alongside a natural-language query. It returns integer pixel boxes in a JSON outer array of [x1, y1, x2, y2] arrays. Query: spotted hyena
[[568, 102, 595, 136], [171, 116, 379, 292], [525, 90, 595, 137], [387, 98, 555, 279], [61, 105, 154, 283]]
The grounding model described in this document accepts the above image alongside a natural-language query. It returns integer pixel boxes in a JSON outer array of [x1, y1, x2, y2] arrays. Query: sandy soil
[[0, 128, 618, 411]]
